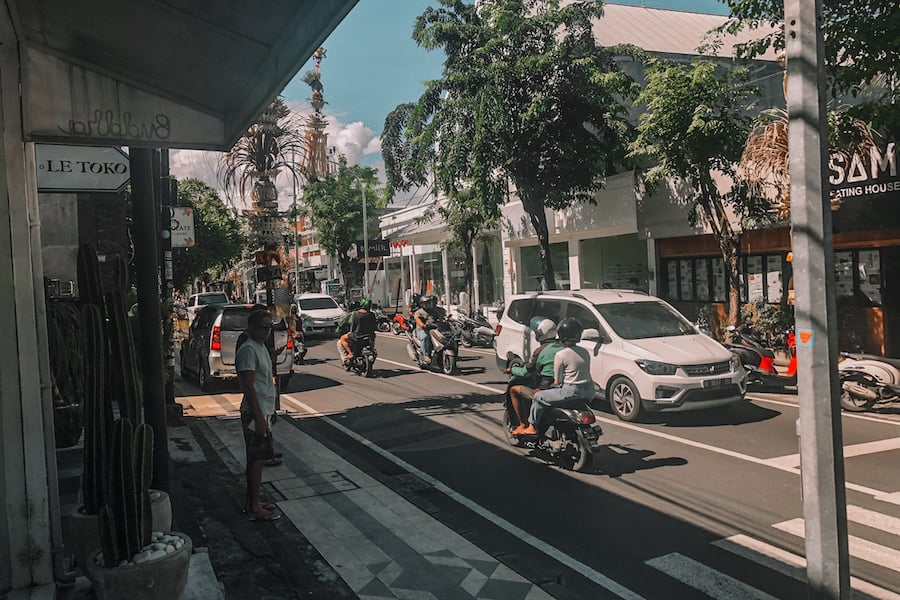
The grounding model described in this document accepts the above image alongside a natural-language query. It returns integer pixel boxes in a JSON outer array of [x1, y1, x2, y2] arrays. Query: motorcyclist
[[507, 317, 564, 435], [337, 298, 377, 366], [414, 295, 439, 364], [519, 318, 594, 436]]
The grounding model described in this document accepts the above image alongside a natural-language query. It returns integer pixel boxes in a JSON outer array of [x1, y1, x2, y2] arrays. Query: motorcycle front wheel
[[839, 373, 878, 411], [441, 352, 456, 375], [377, 321, 391, 333]]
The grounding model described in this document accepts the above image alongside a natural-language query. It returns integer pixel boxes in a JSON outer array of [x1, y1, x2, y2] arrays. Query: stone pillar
[[567, 239, 582, 290], [0, 33, 57, 595]]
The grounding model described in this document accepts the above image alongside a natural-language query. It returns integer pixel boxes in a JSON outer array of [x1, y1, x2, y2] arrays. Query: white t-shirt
[[553, 346, 592, 386], [236, 338, 276, 416]]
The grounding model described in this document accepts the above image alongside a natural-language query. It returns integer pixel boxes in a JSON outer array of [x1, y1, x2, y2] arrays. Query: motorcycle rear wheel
[[563, 430, 593, 472]]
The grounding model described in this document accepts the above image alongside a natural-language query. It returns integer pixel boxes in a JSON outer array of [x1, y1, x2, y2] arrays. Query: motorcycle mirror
[[726, 325, 737, 332]]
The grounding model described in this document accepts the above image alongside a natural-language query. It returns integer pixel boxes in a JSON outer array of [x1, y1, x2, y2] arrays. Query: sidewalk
[[175, 386, 558, 600]]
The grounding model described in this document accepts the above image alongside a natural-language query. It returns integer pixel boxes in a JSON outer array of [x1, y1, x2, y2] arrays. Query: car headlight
[[731, 353, 743, 372], [635, 359, 677, 376]]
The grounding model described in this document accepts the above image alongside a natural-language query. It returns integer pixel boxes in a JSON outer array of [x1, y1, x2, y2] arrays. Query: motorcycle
[[345, 334, 378, 378], [502, 360, 601, 472], [405, 320, 459, 375], [724, 325, 797, 388], [391, 313, 412, 335], [839, 353, 900, 411], [372, 306, 392, 333], [450, 312, 496, 348]]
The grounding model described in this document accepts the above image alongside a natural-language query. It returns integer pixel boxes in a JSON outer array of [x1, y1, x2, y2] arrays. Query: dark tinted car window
[[193, 307, 218, 331], [564, 302, 600, 330], [595, 301, 695, 339], [198, 293, 228, 306], [505, 299, 531, 325], [530, 299, 563, 324], [221, 309, 252, 331], [299, 297, 339, 310]]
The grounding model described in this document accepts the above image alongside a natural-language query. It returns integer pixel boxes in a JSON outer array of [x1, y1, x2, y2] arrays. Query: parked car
[[180, 303, 293, 392], [494, 290, 747, 421], [186, 291, 229, 324], [295, 293, 348, 337]]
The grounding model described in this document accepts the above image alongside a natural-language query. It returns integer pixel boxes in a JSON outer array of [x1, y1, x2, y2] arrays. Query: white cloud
[[169, 103, 382, 212]]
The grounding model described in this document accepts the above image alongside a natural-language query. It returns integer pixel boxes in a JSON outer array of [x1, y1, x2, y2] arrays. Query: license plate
[[584, 427, 601, 441], [703, 378, 729, 389]]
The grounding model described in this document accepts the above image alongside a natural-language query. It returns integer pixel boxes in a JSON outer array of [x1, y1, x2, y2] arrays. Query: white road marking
[[848, 505, 900, 537], [749, 396, 900, 428], [282, 393, 646, 600], [646, 553, 779, 599], [715, 534, 900, 600], [774, 518, 900, 572], [766, 437, 900, 470]]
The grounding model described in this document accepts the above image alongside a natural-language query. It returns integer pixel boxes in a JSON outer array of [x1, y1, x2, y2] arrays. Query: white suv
[[295, 293, 348, 337], [495, 290, 747, 421]]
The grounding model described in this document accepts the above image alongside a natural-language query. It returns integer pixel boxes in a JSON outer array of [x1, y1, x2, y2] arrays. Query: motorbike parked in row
[[839, 353, 900, 411], [449, 312, 496, 348], [405, 320, 460, 375], [724, 325, 797, 389], [502, 359, 602, 472], [372, 305, 392, 333], [292, 328, 307, 365], [392, 313, 412, 335], [345, 334, 378, 378]]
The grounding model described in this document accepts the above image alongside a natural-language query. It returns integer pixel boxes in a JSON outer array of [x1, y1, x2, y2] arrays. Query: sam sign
[[35, 144, 129, 192], [170, 207, 195, 248]]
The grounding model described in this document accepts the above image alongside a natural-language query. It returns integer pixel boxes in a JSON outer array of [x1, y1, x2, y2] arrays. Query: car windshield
[[594, 301, 696, 340], [198, 293, 228, 306], [299, 297, 339, 311]]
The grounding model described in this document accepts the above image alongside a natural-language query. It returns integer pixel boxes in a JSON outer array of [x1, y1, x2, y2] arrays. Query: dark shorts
[[241, 411, 275, 464]]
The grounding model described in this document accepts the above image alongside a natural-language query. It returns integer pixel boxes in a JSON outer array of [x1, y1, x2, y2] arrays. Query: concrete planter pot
[[70, 490, 172, 570], [85, 532, 192, 600]]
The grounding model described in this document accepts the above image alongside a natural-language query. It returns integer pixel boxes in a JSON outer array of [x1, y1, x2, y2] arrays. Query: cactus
[[106, 289, 143, 425], [82, 303, 112, 514], [77, 243, 104, 308], [99, 419, 153, 566]]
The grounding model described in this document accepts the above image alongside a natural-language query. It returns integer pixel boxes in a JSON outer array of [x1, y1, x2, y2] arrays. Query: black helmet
[[557, 318, 583, 345]]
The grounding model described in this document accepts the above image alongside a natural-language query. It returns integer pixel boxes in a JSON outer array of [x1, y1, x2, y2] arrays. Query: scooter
[[405, 321, 459, 375], [345, 334, 378, 378], [502, 361, 601, 472], [725, 325, 797, 388], [372, 306, 392, 333], [450, 312, 496, 347], [392, 313, 412, 335], [839, 353, 900, 411], [292, 329, 307, 365]]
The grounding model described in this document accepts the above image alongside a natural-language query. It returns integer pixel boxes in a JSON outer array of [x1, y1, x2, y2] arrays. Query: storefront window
[[858, 250, 882, 305], [711, 258, 726, 302], [766, 256, 783, 303], [834, 251, 854, 298], [520, 243, 569, 291], [695, 259, 710, 301], [580, 234, 649, 291], [679, 259, 694, 300], [747, 255, 764, 302]]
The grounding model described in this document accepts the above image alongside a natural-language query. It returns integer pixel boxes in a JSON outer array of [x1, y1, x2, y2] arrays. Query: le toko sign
[[35, 144, 130, 193]]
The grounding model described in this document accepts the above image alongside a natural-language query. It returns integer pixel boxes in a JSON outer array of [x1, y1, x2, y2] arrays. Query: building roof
[[595, 3, 777, 60]]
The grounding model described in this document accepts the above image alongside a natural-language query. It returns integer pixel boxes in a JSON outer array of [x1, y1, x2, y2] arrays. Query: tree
[[173, 178, 244, 290], [715, 0, 899, 136], [301, 156, 384, 288], [434, 187, 499, 314], [629, 58, 767, 327], [383, 0, 637, 290]]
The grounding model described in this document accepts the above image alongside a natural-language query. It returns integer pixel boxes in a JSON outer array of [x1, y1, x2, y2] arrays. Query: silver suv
[[180, 304, 293, 392], [495, 290, 747, 421]]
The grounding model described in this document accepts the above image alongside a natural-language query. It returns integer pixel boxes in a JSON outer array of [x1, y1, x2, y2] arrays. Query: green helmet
[[359, 297, 372, 310]]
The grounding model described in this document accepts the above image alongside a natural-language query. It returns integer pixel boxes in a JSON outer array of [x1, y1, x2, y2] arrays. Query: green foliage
[[301, 156, 384, 285], [383, 0, 638, 289], [740, 299, 794, 352], [716, 0, 899, 136], [174, 178, 244, 289]]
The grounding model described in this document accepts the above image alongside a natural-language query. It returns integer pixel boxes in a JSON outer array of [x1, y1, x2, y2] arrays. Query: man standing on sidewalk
[[236, 309, 282, 521]]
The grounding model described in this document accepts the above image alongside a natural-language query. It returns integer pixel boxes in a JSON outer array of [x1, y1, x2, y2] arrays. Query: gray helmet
[[529, 317, 557, 343], [556, 318, 583, 345]]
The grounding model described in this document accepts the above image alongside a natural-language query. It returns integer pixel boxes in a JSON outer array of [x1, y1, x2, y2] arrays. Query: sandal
[[246, 509, 281, 522], [243, 502, 278, 513]]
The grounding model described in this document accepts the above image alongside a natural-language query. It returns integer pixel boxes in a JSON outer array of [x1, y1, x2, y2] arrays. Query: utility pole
[[361, 179, 369, 297], [292, 148, 300, 295], [785, 1, 850, 597]]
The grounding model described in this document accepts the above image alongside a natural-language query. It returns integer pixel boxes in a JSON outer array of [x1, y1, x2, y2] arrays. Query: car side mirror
[[581, 328, 602, 342]]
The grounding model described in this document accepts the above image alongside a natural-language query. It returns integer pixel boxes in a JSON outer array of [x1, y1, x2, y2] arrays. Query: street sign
[[35, 144, 129, 192], [170, 207, 195, 248], [356, 239, 390, 257], [256, 266, 282, 282]]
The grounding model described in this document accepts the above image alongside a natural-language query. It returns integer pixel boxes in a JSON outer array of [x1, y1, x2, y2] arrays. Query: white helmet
[[530, 317, 558, 343]]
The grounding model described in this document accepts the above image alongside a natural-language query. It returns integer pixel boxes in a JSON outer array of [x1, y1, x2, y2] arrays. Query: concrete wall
[[38, 193, 79, 284]]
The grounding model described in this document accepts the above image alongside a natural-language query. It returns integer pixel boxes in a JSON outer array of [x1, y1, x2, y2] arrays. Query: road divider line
[[748, 396, 900, 428], [766, 437, 900, 470], [283, 393, 646, 600]]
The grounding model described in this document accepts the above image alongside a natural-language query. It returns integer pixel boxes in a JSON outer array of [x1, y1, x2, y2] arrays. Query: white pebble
[[174, 539, 184, 549], [151, 531, 163, 540], [151, 543, 166, 551], [148, 549, 166, 561], [165, 544, 175, 553], [133, 551, 152, 564]]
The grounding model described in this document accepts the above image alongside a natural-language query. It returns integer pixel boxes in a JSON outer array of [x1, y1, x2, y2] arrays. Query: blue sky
[[171, 1, 731, 206]]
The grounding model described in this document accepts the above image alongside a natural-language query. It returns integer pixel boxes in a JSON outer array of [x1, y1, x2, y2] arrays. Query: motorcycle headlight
[[635, 359, 677, 376]]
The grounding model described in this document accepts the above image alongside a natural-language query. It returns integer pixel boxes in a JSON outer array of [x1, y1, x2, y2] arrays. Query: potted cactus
[[69, 245, 174, 572]]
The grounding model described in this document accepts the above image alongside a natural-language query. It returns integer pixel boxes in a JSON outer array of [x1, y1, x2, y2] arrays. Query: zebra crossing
[[646, 504, 900, 599]]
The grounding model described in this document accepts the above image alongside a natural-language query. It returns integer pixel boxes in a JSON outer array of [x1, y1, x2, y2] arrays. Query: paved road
[[180, 331, 900, 599]]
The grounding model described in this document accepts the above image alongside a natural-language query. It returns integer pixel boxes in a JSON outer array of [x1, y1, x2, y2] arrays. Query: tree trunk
[[463, 241, 474, 315], [517, 182, 555, 291], [698, 174, 742, 328]]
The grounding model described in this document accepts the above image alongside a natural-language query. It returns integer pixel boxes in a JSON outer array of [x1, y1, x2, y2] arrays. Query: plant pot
[[70, 490, 172, 570], [86, 532, 192, 600]]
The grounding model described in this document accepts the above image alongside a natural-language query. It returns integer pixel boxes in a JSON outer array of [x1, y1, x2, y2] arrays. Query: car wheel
[[198, 365, 215, 393], [609, 376, 643, 422]]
